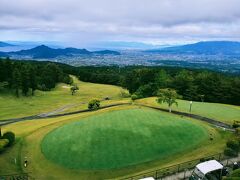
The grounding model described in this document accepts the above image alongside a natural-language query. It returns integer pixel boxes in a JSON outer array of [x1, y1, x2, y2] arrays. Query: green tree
[[155, 69, 171, 89], [88, 99, 100, 110], [40, 63, 63, 90], [70, 84, 79, 95], [12, 68, 22, 97], [157, 88, 179, 113], [131, 94, 139, 101], [173, 70, 194, 100], [21, 65, 30, 96], [135, 83, 156, 98], [29, 66, 37, 95], [2, 132, 15, 146], [123, 68, 155, 94]]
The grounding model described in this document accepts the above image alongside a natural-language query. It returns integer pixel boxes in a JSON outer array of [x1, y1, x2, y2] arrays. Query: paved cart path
[[0, 102, 235, 133], [136, 103, 234, 131], [0, 102, 131, 126]]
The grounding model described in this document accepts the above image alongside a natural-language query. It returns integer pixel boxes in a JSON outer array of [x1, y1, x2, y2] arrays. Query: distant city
[[0, 41, 240, 74]]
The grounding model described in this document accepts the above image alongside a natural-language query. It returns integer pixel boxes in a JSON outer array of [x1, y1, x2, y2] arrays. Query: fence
[[121, 153, 232, 180]]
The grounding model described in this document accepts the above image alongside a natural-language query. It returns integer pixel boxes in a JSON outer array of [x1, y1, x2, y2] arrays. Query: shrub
[[120, 90, 130, 98], [2, 132, 15, 146], [135, 83, 156, 98], [70, 84, 79, 95], [233, 122, 240, 128], [231, 169, 240, 177], [224, 147, 238, 157], [88, 99, 100, 110], [131, 94, 139, 101], [0, 139, 9, 153], [0, 139, 9, 147], [236, 128, 240, 136], [63, 76, 73, 85], [226, 140, 239, 152]]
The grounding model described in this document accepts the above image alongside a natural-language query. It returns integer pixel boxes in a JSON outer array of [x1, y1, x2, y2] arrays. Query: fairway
[[41, 108, 209, 170], [136, 97, 240, 124], [0, 76, 128, 120]]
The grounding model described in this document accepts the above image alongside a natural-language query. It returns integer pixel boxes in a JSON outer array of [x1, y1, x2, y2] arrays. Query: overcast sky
[[0, 0, 240, 47]]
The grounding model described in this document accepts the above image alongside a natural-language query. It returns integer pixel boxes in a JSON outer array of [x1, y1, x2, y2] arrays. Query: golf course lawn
[[0, 76, 128, 120], [0, 106, 231, 179], [136, 97, 240, 125], [41, 108, 209, 170]]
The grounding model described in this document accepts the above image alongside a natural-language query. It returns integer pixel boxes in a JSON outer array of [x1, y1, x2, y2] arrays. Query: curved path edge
[[0, 103, 132, 126], [136, 103, 234, 131], [0, 102, 235, 132]]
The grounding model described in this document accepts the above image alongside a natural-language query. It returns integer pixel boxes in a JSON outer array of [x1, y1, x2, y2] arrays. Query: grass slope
[[0, 76, 128, 120], [41, 108, 209, 170], [0, 106, 230, 179], [136, 97, 240, 125]]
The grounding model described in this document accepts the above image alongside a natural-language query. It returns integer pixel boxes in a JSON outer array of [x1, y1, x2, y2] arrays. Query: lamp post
[[189, 101, 193, 113]]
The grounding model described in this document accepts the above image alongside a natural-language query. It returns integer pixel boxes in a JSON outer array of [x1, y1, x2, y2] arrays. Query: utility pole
[[189, 101, 193, 113]]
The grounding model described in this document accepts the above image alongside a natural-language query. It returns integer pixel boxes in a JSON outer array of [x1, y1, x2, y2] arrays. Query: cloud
[[0, 0, 240, 45]]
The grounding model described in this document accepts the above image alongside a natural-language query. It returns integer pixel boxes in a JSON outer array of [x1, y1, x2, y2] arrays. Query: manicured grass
[[41, 108, 209, 170], [0, 106, 230, 179], [0, 76, 128, 120], [136, 97, 240, 125]]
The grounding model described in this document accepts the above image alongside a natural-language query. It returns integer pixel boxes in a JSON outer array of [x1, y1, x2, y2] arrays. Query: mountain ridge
[[146, 41, 240, 55], [1, 45, 120, 59], [0, 41, 14, 47]]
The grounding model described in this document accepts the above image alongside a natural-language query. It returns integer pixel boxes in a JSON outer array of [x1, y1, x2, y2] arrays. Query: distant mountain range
[[0, 41, 14, 47], [146, 41, 240, 55], [1, 41, 240, 60], [93, 41, 172, 50], [0, 45, 120, 58]]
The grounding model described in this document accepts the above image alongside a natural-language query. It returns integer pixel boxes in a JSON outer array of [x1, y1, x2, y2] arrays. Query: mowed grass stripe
[[41, 109, 209, 170]]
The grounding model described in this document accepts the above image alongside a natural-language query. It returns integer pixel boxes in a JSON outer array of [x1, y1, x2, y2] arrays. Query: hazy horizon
[[0, 0, 240, 48]]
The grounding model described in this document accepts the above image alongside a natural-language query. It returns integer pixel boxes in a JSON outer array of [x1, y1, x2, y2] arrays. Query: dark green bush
[[135, 83, 156, 98], [233, 122, 240, 128], [88, 99, 100, 110], [226, 140, 239, 152], [0, 139, 9, 153], [131, 94, 139, 100], [231, 169, 240, 177], [236, 128, 240, 136], [224, 147, 238, 157], [2, 132, 15, 146]]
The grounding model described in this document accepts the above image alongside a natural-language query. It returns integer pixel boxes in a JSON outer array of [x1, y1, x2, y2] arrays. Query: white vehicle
[[190, 160, 223, 180], [139, 177, 155, 180]]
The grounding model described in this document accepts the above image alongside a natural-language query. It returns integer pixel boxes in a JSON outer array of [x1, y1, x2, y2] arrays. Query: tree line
[[0, 59, 72, 96], [77, 66, 240, 105], [1, 59, 239, 105]]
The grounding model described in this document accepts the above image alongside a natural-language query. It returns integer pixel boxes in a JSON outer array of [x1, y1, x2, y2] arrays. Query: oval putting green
[[41, 108, 209, 170]]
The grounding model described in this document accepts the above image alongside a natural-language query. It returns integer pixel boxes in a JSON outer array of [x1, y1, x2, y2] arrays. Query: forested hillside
[[0, 58, 72, 96], [0, 58, 239, 105], [78, 66, 240, 105]]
